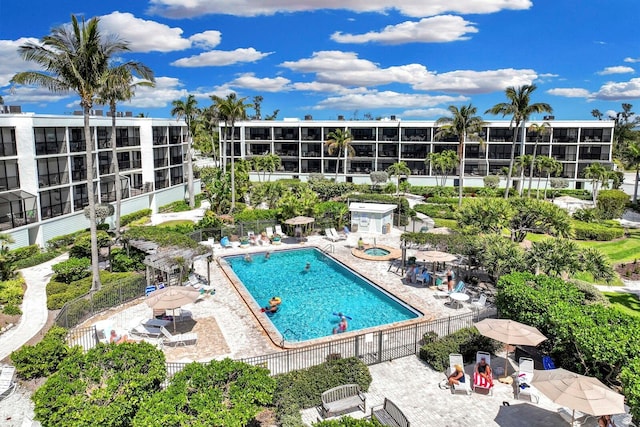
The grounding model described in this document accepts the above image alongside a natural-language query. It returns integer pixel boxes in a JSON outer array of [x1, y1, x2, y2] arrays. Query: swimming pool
[[222, 248, 421, 342]]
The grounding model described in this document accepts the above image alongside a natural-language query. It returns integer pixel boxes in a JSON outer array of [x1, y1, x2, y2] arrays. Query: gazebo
[[348, 202, 396, 234]]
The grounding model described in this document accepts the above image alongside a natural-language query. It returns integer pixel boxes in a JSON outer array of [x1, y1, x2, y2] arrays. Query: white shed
[[348, 202, 396, 234]]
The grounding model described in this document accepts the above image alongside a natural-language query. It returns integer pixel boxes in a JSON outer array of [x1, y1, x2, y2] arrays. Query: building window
[[0, 128, 17, 156], [34, 127, 67, 155]]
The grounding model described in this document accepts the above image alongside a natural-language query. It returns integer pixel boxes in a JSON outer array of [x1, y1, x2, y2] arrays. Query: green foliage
[[133, 358, 275, 427], [572, 220, 625, 241], [0, 277, 25, 307], [2, 303, 21, 315], [274, 357, 372, 426], [456, 198, 511, 234], [120, 209, 152, 226], [314, 418, 382, 427], [12, 249, 61, 269], [110, 247, 145, 272], [69, 230, 111, 258], [308, 179, 356, 201], [476, 234, 526, 281], [123, 226, 206, 251], [47, 230, 84, 250], [418, 327, 501, 372], [196, 210, 224, 229], [596, 189, 629, 220], [508, 197, 571, 242], [7, 244, 40, 263], [52, 257, 91, 284], [483, 175, 500, 189], [413, 203, 457, 219], [621, 357, 640, 424], [11, 326, 72, 379], [572, 207, 601, 223], [84, 203, 115, 224], [234, 208, 279, 222], [159, 199, 191, 213], [567, 279, 612, 306], [33, 342, 166, 427]]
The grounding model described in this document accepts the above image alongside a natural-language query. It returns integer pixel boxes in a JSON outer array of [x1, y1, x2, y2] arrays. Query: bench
[[321, 384, 366, 418], [371, 398, 410, 427]]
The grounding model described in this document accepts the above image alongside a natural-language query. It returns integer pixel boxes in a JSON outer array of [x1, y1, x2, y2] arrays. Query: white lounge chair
[[247, 231, 257, 245], [516, 357, 538, 403], [275, 225, 287, 238], [131, 324, 163, 338], [265, 227, 274, 239], [160, 326, 198, 347], [446, 354, 471, 395], [0, 365, 16, 401], [325, 228, 338, 242], [329, 228, 346, 241], [473, 351, 494, 395]]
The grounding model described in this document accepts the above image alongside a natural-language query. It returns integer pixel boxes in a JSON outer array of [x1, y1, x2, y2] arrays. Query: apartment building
[[0, 109, 193, 248], [221, 118, 614, 188]]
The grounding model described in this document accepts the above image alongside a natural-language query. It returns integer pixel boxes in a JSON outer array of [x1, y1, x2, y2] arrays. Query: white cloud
[[148, 0, 532, 18], [547, 88, 591, 98], [592, 78, 640, 100], [0, 37, 41, 87], [4, 85, 73, 104], [624, 57, 640, 63], [189, 31, 222, 49], [226, 73, 291, 92], [99, 12, 192, 52], [313, 90, 467, 110], [282, 51, 537, 94], [331, 15, 478, 45], [401, 107, 451, 118], [118, 76, 191, 108], [171, 48, 272, 67], [597, 66, 635, 75]]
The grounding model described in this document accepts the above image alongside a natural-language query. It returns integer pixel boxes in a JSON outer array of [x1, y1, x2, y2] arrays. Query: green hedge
[[7, 244, 40, 263], [12, 250, 61, 269], [273, 357, 372, 427], [597, 189, 629, 220], [413, 203, 457, 219], [10, 326, 72, 379], [233, 208, 279, 222], [120, 209, 152, 226], [47, 230, 84, 250], [418, 327, 501, 372], [0, 277, 25, 313], [571, 220, 624, 241]]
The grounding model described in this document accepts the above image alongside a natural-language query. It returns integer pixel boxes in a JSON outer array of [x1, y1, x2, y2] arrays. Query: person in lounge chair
[[475, 357, 493, 385], [598, 415, 616, 427], [110, 329, 132, 344], [448, 364, 465, 386]]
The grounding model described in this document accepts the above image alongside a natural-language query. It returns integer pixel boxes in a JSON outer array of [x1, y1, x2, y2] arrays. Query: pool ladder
[[280, 328, 301, 347], [322, 244, 335, 254]]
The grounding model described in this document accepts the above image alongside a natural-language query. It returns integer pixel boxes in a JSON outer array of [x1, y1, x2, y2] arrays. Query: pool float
[[261, 297, 282, 313], [333, 312, 352, 320], [270, 297, 282, 305]]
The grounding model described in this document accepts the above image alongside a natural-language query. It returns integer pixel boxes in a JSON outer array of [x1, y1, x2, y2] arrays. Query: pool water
[[364, 247, 391, 256], [224, 248, 421, 342]]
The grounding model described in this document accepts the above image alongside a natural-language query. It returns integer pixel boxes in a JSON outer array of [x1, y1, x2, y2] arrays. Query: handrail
[[280, 328, 301, 347], [322, 244, 335, 253]]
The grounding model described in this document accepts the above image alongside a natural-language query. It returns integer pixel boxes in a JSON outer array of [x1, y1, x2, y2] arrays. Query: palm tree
[[212, 93, 251, 212], [325, 128, 354, 181], [0, 233, 15, 280], [583, 163, 609, 203], [514, 154, 533, 196], [426, 150, 459, 186], [485, 85, 553, 199], [387, 162, 411, 196], [171, 95, 199, 209], [435, 104, 486, 205], [624, 141, 640, 204], [539, 157, 562, 199], [12, 15, 129, 291], [262, 153, 281, 182], [96, 64, 154, 240], [526, 122, 550, 197]]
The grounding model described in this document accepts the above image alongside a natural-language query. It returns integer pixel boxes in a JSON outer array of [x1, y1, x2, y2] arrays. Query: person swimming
[[265, 251, 271, 260], [244, 254, 253, 262], [304, 262, 311, 271], [261, 296, 281, 313], [333, 315, 348, 334]]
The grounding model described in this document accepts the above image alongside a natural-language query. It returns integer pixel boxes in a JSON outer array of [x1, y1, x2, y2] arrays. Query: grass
[[574, 230, 640, 264], [603, 291, 640, 317], [573, 271, 624, 287], [157, 220, 194, 227], [433, 218, 458, 229]]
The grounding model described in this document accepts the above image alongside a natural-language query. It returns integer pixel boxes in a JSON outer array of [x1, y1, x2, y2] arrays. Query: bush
[[46, 230, 84, 250], [120, 209, 152, 226], [13, 250, 61, 269], [567, 279, 611, 305], [483, 175, 500, 189], [273, 357, 372, 426], [7, 244, 40, 263], [572, 220, 624, 241], [52, 258, 91, 284], [418, 327, 501, 372], [159, 199, 190, 213], [597, 189, 629, 220], [0, 277, 25, 306], [3, 303, 21, 315], [11, 326, 72, 379], [621, 357, 640, 425], [234, 208, 279, 222], [572, 207, 600, 222], [69, 231, 111, 258], [110, 248, 145, 272], [414, 203, 457, 219]]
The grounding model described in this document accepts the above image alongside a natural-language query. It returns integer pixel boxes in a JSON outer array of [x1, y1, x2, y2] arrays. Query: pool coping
[[217, 244, 434, 350]]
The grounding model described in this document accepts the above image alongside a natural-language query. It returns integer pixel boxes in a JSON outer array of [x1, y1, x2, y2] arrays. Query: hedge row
[[571, 220, 624, 241], [418, 327, 501, 372], [120, 209, 152, 226], [413, 203, 457, 219], [12, 250, 61, 270]]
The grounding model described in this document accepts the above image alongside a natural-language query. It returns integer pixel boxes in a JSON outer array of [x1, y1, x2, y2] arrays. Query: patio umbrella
[[284, 216, 315, 225], [532, 368, 625, 425], [475, 318, 547, 377], [413, 250, 457, 263], [146, 286, 200, 331]]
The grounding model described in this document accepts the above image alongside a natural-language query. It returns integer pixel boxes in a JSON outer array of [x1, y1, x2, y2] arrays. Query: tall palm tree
[[435, 104, 486, 205], [12, 15, 129, 291], [96, 64, 154, 240], [325, 128, 354, 181], [485, 85, 553, 199], [212, 93, 251, 212], [171, 95, 199, 209], [515, 154, 533, 196], [624, 141, 640, 204], [387, 162, 411, 196], [426, 150, 459, 186], [583, 162, 609, 203], [526, 122, 550, 197], [541, 157, 562, 199]]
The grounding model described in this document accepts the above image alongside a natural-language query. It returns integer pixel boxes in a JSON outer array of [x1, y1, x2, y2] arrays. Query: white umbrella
[[146, 286, 200, 331]]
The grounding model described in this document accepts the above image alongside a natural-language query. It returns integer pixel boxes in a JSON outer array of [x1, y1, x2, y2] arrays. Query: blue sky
[[1, 0, 640, 121]]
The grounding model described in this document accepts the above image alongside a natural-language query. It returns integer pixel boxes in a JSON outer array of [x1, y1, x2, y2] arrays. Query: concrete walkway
[[0, 253, 68, 361]]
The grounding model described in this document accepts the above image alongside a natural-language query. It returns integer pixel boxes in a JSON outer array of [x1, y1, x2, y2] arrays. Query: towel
[[474, 372, 494, 389]]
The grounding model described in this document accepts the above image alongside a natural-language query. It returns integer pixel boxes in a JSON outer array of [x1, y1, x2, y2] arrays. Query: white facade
[[0, 110, 198, 248], [349, 202, 395, 234]]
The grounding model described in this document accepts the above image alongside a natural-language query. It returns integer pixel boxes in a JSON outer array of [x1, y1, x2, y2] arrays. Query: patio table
[[449, 292, 469, 309]]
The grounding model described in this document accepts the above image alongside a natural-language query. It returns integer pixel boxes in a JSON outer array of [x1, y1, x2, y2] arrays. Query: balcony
[[0, 190, 38, 230], [38, 172, 68, 187]]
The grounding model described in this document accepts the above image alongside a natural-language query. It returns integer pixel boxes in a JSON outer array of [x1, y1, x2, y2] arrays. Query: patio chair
[[516, 357, 539, 403], [330, 228, 346, 241], [130, 324, 163, 339], [415, 270, 431, 286], [325, 228, 338, 242], [446, 354, 471, 395], [473, 351, 494, 395], [274, 225, 287, 237], [470, 294, 487, 311], [160, 326, 198, 347], [265, 227, 274, 239], [542, 355, 556, 370], [220, 236, 232, 248], [0, 365, 16, 401]]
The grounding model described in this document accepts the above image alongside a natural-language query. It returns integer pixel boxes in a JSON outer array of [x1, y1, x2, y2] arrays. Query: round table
[[449, 292, 470, 309]]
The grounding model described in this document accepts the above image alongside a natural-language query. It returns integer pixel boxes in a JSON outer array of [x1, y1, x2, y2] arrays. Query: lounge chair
[[473, 351, 494, 395], [274, 225, 287, 237], [470, 294, 487, 311], [160, 326, 198, 347], [325, 228, 338, 242], [220, 236, 232, 248], [446, 354, 471, 395], [330, 228, 346, 241], [265, 227, 274, 239], [516, 357, 538, 403], [131, 324, 163, 338], [0, 365, 16, 401], [248, 231, 257, 245], [416, 270, 431, 286], [439, 280, 465, 294]]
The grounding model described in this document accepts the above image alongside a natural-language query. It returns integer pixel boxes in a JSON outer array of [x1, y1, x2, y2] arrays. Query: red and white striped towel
[[474, 372, 494, 389]]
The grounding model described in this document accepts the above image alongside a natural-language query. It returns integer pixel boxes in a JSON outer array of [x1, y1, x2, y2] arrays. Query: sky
[[1, 0, 640, 122]]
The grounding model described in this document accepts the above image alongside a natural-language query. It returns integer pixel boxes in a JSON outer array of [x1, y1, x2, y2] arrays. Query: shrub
[[571, 220, 624, 241], [110, 248, 145, 272], [274, 357, 372, 426], [46, 230, 84, 250], [159, 199, 190, 213], [0, 277, 25, 306], [11, 326, 72, 379], [7, 244, 40, 263], [69, 231, 111, 258], [621, 358, 640, 425], [418, 327, 501, 372], [120, 209, 152, 226], [567, 279, 611, 305], [234, 208, 279, 222], [572, 207, 600, 222], [414, 203, 457, 219], [52, 258, 91, 284], [483, 175, 500, 189], [597, 189, 629, 220], [12, 250, 61, 269], [3, 303, 21, 315]]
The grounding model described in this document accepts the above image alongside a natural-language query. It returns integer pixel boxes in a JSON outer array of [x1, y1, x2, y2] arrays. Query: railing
[[322, 244, 335, 254]]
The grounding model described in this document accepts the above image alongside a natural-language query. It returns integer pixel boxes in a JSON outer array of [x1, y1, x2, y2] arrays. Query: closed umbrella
[[146, 286, 200, 331], [475, 318, 547, 378], [532, 368, 625, 425]]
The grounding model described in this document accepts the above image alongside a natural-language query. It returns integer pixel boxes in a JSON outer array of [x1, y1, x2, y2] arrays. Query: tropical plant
[[435, 104, 487, 205], [583, 162, 610, 203], [387, 162, 411, 196], [485, 85, 553, 199], [171, 94, 199, 209], [476, 234, 526, 281], [426, 150, 459, 186], [369, 171, 388, 190], [526, 122, 551, 197], [507, 197, 571, 242], [515, 154, 533, 196], [456, 198, 511, 235], [609, 103, 640, 155], [12, 15, 130, 290], [212, 93, 251, 212], [0, 233, 15, 280], [536, 156, 562, 199], [623, 140, 640, 204], [325, 128, 354, 180]]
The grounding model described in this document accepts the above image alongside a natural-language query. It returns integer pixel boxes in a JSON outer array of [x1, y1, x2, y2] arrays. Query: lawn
[[603, 291, 640, 317], [575, 231, 640, 264], [157, 220, 195, 227]]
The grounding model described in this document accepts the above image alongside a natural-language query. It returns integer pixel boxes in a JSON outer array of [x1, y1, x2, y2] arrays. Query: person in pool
[[304, 262, 311, 271], [261, 296, 281, 313], [333, 316, 348, 334]]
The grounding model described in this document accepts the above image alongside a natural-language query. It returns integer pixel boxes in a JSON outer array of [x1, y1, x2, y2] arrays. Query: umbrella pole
[[173, 313, 176, 332], [571, 409, 575, 426]]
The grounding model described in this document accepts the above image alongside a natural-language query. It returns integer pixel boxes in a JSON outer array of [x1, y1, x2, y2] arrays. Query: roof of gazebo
[[129, 239, 209, 274]]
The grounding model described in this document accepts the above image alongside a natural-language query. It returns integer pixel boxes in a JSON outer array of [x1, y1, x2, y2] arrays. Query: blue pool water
[[223, 248, 421, 342]]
